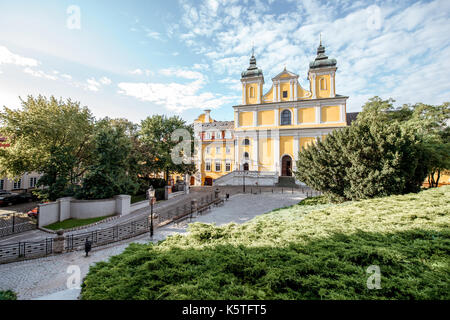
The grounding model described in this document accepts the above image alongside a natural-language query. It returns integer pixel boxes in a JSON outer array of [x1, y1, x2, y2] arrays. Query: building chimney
[[204, 109, 211, 122]]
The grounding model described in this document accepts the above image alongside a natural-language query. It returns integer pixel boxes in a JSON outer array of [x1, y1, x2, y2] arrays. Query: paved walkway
[[0, 192, 303, 300]]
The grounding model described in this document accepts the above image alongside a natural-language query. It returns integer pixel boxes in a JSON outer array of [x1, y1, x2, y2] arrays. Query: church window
[[281, 109, 292, 125], [242, 138, 250, 146], [250, 87, 255, 98], [283, 90, 288, 98], [320, 78, 327, 90], [243, 152, 249, 159]]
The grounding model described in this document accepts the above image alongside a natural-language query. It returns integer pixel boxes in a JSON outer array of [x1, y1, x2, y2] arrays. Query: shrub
[[81, 186, 450, 300], [0, 290, 17, 300], [295, 97, 431, 202]]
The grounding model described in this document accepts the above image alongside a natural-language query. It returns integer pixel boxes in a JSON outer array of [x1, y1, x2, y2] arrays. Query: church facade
[[192, 42, 349, 186]]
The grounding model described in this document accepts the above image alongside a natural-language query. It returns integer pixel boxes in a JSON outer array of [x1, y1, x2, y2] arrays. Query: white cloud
[[0, 46, 39, 67], [23, 67, 58, 80], [159, 67, 206, 82], [84, 76, 112, 92], [177, 0, 450, 110], [130, 68, 154, 76], [118, 80, 237, 113], [99, 76, 112, 85]]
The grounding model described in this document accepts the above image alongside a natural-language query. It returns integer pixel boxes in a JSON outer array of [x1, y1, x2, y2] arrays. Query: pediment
[[272, 68, 299, 80]]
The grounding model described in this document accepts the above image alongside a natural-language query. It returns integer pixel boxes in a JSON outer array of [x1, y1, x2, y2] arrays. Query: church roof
[[309, 41, 337, 69], [201, 121, 234, 130], [241, 54, 263, 79]]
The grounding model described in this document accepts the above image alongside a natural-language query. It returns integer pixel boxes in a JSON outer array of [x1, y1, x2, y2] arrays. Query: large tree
[[139, 115, 196, 184], [0, 95, 94, 200], [295, 97, 448, 202], [77, 118, 139, 200]]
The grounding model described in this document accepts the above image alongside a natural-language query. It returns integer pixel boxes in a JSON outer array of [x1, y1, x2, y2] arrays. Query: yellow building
[[193, 41, 349, 186]]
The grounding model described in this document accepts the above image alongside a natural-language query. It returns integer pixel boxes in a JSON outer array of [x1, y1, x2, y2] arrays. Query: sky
[[0, 0, 449, 124]]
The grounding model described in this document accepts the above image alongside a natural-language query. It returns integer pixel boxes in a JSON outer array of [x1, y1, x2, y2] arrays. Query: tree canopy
[[295, 97, 449, 202], [0, 95, 198, 201]]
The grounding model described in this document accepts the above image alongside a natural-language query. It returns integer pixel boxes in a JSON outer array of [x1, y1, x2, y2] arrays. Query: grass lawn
[[81, 186, 450, 300], [44, 215, 113, 230]]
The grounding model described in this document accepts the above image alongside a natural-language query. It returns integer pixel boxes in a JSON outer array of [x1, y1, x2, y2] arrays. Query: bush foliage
[[81, 186, 450, 300], [295, 97, 449, 202], [0, 290, 17, 300]]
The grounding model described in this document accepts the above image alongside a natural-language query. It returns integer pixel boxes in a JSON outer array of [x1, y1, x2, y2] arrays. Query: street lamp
[[147, 186, 156, 238]]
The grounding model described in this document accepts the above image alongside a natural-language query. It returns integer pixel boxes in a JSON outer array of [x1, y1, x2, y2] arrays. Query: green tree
[[139, 115, 196, 184], [77, 119, 139, 200], [0, 95, 94, 200], [295, 97, 445, 202]]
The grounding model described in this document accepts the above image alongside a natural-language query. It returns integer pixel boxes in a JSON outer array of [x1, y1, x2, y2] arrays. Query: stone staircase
[[275, 176, 298, 188]]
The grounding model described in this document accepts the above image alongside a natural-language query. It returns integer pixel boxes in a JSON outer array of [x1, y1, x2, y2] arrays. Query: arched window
[[243, 152, 249, 159], [242, 138, 250, 146], [249, 87, 254, 98], [281, 110, 291, 125]]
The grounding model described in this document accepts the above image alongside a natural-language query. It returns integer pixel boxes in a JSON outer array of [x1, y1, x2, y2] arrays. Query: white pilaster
[[311, 74, 316, 99], [277, 81, 280, 102], [330, 73, 335, 98], [257, 83, 261, 104], [253, 110, 257, 127], [289, 81, 294, 101], [252, 134, 259, 171], [293, 107, 298, 125], [293, 135, 299, 171], [235, 110, 240, 128], [234, 139, 239, 169], [294, 81, 298, 100], [340, 104, 345, 122], [273, 131, 280, 174], [316, 105, 321, 124], [242, 82, 247, 105]]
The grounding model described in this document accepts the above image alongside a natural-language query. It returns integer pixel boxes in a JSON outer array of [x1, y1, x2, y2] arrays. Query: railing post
[[12, 213, 15, 234]]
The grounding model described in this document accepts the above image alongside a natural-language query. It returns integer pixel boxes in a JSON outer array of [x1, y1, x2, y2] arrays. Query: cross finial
[[319, 33, 322, 45], [252, 42, 254, 56]]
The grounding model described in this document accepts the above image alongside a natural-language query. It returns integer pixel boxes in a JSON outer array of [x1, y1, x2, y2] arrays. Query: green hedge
[[81, 186, 450, 300]]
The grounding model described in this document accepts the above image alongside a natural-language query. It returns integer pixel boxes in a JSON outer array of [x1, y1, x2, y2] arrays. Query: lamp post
[[243, 170, 246, 193], [147, 186, 156, 239]]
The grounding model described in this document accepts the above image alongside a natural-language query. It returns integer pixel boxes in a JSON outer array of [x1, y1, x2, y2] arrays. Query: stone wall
[[38, 195, 132, 228]]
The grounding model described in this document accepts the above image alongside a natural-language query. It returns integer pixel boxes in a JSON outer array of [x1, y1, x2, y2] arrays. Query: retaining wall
[[38, 195, 132, 228]]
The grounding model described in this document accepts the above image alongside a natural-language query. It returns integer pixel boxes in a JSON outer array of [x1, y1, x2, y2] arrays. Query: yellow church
[[192, 41, 351, 186]]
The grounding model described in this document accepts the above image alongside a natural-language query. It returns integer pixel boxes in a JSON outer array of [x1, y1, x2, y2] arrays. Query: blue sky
[[0, 0, 449, 123]]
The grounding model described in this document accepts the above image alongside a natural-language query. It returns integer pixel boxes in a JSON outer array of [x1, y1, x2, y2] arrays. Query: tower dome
[[241, 52, 263, 78], [309, 41, 337, 69]]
